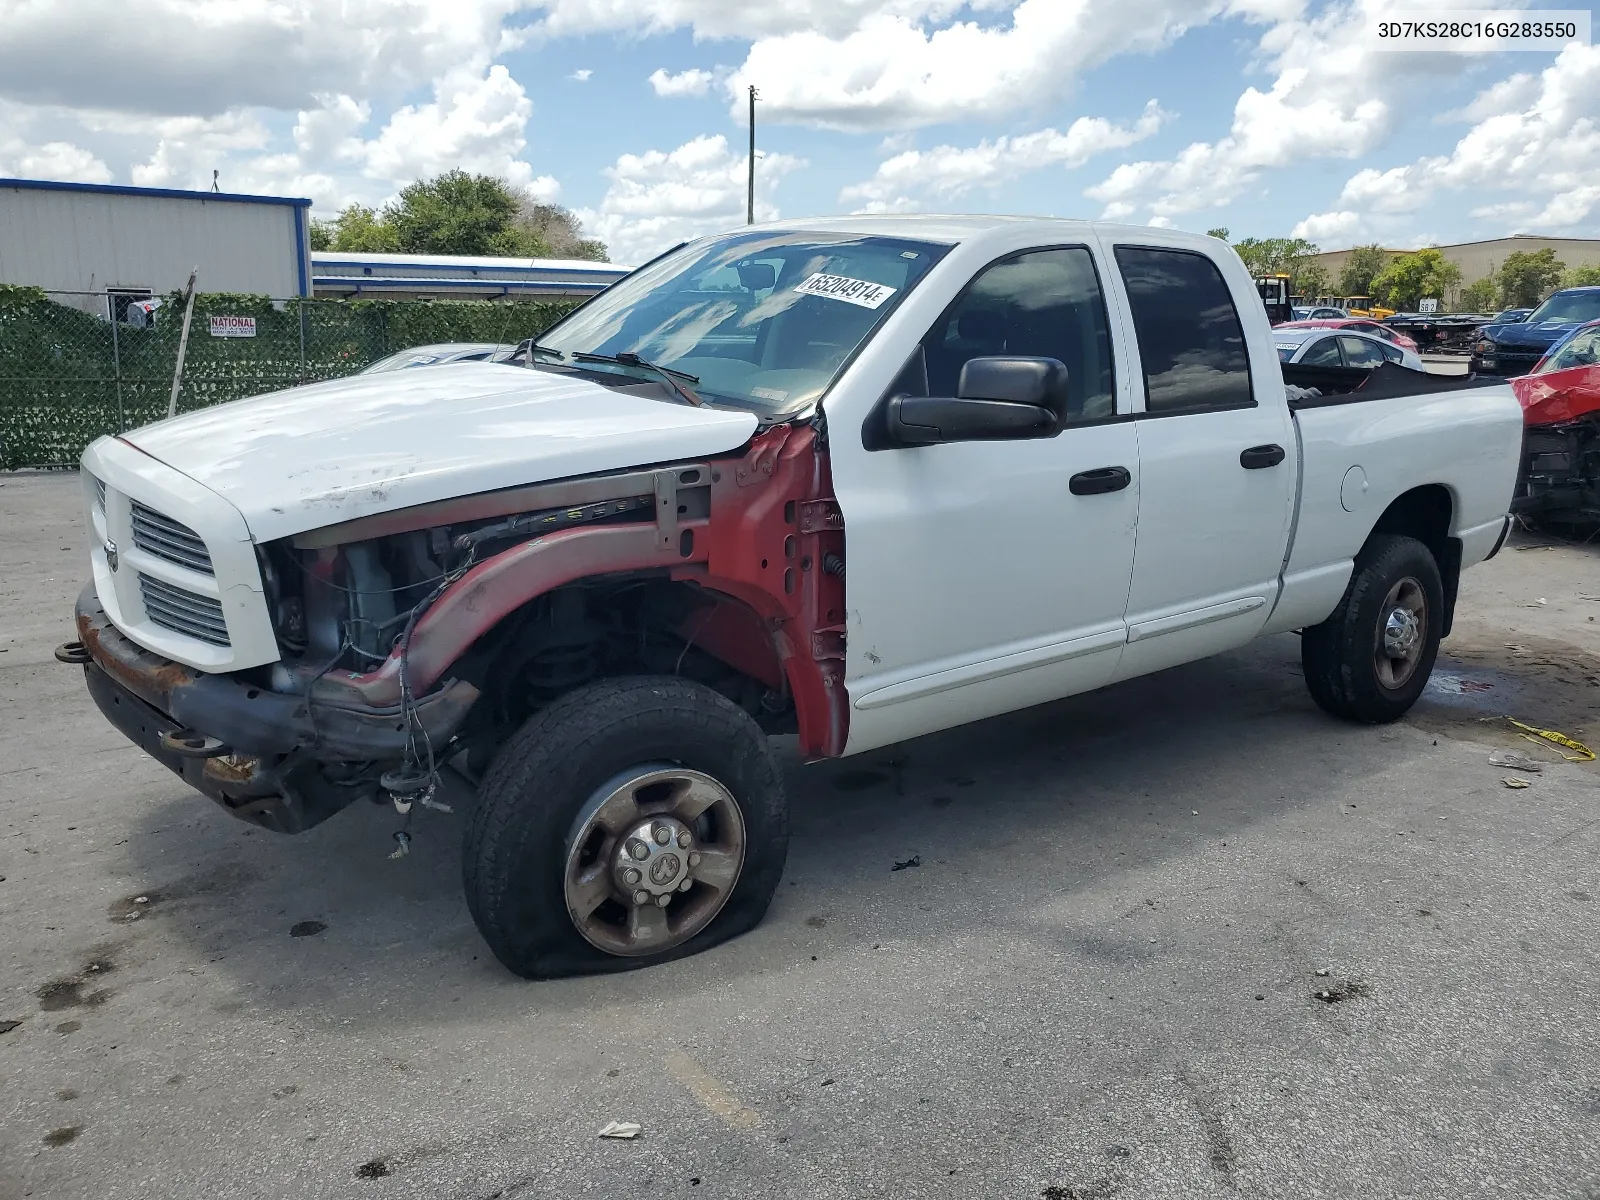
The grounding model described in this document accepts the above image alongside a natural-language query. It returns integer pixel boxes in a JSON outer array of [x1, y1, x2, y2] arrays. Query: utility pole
[[746, 85, 759, 225]]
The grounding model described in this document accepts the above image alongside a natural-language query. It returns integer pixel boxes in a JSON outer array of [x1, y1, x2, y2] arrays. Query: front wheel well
[[447, 575, 794, 775], [1365, 484, 1462, 637]]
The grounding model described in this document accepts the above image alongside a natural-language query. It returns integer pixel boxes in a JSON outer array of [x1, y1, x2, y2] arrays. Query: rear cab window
[[1113, 246, 1253, 415]]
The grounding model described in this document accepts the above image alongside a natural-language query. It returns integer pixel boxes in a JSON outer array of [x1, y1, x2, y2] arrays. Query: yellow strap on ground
[[1507, 718, 1597, 762]]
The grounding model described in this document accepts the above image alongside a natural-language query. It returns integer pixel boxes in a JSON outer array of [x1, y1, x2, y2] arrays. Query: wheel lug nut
[[655, 893, 672, 908], [632, 889, 650, 905], [687, 851, 701, 868], [622, 867, 641, 885], [628, 839, 649, 860], [678, 877, 693, 892], [677, 830, 692, 848], [653, 824, 672, 845]]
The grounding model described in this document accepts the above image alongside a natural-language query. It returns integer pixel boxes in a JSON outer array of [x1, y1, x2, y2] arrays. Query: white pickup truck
[[62, 217, 1524, 979]]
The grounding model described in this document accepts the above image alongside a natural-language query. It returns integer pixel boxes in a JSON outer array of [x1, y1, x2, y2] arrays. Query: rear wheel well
[[1365, 484, 1462, 637], [447, 575, 793, 776]]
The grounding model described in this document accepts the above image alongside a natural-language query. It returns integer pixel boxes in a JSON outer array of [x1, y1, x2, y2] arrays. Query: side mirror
[[885, 357, 1068, 446], [887, 395, 1055, 445], [958, 356, 1070, 408], [737, 263, 776, 291]]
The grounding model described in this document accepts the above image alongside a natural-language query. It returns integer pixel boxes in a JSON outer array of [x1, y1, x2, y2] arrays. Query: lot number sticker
[[794, 272, 897, 309], [209, 315, 257, 338]]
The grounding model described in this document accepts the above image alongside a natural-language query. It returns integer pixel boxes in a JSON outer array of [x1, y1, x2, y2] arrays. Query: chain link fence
[[0, 286, 579, 469]]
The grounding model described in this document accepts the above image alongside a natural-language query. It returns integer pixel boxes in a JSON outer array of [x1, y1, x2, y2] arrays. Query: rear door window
[[1339, 336, 1387, 369], [1114, 247, 1253, 415], [1300, 337, 1344, 366]]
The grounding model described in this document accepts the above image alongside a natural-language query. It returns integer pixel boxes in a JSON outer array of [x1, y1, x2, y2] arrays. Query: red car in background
[[1273, 318, 1420, 354], [1509, 319, 1600, 523]]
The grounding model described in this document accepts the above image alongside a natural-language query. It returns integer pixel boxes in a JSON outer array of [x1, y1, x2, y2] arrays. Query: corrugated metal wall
[[0, 184, 306, 297]]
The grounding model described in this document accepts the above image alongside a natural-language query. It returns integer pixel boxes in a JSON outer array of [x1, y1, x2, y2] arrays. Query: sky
[[0, 0, 1596, 266]]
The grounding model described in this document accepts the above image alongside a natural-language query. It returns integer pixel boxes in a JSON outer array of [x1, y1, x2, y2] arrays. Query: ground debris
[[1313, 979, 1369, 1004], [1503, 777, 1532, 789], [1488, 750, 1544, 772], [0, 1019, 21, 1035], [598, 1121, 641, 1140], [891, 855, 921, 872]]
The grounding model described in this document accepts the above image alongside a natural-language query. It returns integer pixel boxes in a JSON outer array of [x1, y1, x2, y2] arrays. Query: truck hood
[[1485, 320, 1581, 350], [120, 363, 760, 543]]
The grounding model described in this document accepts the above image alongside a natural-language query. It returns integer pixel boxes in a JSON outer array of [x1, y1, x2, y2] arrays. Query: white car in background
[[1273, 327, 1426, 372], [360, 343, 517, 373]]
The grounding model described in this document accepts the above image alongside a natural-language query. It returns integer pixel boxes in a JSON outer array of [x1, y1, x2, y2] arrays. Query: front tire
[[1301, 534, 1443, 724], [463, 677, 788, 979]]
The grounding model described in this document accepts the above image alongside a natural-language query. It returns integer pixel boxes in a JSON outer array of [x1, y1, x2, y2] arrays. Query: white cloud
[[570, 68, 593, 81], [1334, 163, 1439, 214], [576, 133, 804, 265], [0, 137, 113, 183], [0, 0, 534, 117], [1317, 42, 1600, 236], [649, 68, 715, 98], [363, 65, 534, 186], [1084, 0, 1489, 223], [840, 100, 1169, 212], [726, 2, 1235, 132], [532, 0, 996, 42], [124, 112, 274, 189], [1291, 210, 1362, 243]]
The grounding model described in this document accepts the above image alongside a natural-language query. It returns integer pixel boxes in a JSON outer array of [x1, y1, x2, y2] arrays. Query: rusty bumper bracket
[[72, 584, 479, 761]]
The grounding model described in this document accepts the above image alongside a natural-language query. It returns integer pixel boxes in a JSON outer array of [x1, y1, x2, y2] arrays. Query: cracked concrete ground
[[2, 470, 1597, 1200]]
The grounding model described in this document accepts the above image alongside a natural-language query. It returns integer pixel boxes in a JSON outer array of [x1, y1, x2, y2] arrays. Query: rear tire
[[463, 676, 788, 979], [1301, 534, 1443, 724]]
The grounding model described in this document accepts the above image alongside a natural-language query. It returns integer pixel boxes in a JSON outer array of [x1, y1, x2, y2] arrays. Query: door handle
[[1069, 466, 1132, 496], [1240, 444, 1286, 469]]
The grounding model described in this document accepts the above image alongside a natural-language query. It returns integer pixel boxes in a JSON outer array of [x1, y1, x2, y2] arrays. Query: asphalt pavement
[[1, 471, 1597, 1200]]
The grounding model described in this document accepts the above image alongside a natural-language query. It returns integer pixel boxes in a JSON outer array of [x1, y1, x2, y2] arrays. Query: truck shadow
[[102, 630, 1533, 1030]]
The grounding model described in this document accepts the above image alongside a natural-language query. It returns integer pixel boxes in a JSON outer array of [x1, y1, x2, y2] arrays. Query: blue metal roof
[[311, 276, 610, 295], [0, 176, 312, 208]]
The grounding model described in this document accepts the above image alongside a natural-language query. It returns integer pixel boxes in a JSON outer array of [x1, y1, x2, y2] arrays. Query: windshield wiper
[[572, 351, 704, 407], [512, 339, 566, 365]]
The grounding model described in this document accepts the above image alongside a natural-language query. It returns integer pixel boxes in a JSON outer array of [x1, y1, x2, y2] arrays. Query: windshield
[[531, 230, 950, 415], [1525, 291, 1600, 327], [1538, 324, 1600, 373]]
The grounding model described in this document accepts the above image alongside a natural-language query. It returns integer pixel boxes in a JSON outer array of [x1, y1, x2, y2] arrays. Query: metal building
[[0, 177, 312, 313], [311, 251, 629, 301], [1309, 234, 1600, 303]]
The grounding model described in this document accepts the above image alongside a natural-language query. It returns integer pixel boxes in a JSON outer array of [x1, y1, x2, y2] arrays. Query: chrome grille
[[138, 574, 230, 646], [130, 501, 213, 575], [92, 475, 106, 510]]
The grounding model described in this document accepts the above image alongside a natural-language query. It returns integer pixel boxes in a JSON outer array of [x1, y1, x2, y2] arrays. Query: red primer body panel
[[1512, 364, 1600, 428], [330, 422, 849, 758]]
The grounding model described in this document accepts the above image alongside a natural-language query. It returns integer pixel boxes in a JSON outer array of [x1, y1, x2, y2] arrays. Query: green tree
[[1458, 276, 1498, 313], [1233, 236, 1319, 277], [323, 203, 401, 252], [1497, 248, 1565, 308], [1294, 261, 1331, 301], [1337, 244, 1390, 298], [1370, 248, 1463, 312], [309, 219, 333, 251], [1560, 264, 1600, 289], [517, 201, 608, 261], [1206, 227, 1230, 241], [383, 170, 531, 256]]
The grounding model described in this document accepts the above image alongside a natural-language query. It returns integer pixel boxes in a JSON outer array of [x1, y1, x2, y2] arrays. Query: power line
[[746, 85, 759, 225]]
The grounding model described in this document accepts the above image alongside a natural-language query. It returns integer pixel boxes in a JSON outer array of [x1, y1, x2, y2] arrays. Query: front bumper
[[67, 583, 479, 833], [1471, 349, 1544, 376]]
